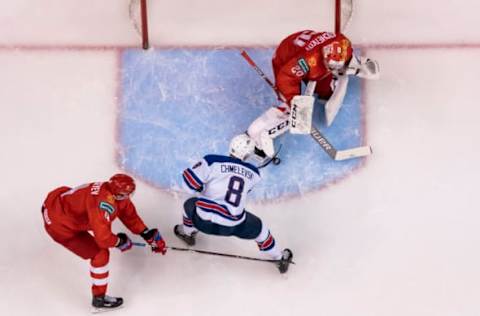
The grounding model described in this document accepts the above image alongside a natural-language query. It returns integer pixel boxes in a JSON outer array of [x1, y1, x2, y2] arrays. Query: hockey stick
[[257, 144, 282, 169], [133, 242, 295, 264], [240, 50, 371, 160]]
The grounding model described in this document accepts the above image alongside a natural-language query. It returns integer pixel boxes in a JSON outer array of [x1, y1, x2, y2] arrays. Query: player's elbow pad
[[181, 180, 203, 194], [182, 169, 204, 193]]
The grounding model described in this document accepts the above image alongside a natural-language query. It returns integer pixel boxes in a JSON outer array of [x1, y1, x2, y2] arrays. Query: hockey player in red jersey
[[246, 30, 380, 160], [41, 173, 167, 310], [273, 30, 351, 104]]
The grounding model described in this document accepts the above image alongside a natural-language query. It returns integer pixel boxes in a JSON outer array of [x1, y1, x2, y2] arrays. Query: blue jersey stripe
[[182, 174, 202, 192], [186, 168, 203, 187]]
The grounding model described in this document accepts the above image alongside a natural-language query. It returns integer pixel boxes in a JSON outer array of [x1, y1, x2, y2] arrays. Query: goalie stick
[[240, 50, 371, 161]]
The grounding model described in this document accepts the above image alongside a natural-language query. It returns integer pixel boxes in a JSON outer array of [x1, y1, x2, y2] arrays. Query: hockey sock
[[255, 226, 282, 260], [90, 249, 110, 296], [182, 210, 198, 236]]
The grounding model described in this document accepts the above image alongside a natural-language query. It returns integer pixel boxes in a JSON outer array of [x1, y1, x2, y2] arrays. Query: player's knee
[[183, 197, 197, 217], [240, 212, 263, 239], [91, 248, 110, 266]]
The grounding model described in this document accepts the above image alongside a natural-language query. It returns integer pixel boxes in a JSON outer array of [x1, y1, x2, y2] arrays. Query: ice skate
[[91, 295, 123, 313], [276, 248, 293, 274], [174, 224, 197, 246]]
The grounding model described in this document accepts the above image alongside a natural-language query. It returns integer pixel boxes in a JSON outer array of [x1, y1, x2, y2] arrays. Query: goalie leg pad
[[259, 131, 275, 157], [247, 107, 289, 150], [290, 95, 315, 134]]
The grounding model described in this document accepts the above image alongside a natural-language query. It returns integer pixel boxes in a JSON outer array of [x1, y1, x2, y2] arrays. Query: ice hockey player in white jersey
[[174, 133, 293, 273]]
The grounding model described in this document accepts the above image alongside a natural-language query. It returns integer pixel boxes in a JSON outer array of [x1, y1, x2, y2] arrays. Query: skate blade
[[91, 305, 124, 314]]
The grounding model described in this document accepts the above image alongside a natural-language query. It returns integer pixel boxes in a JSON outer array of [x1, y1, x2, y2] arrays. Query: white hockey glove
[[346, 54, 380, 80]]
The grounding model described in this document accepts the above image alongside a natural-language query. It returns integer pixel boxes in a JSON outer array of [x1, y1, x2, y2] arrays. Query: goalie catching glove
[[345, 54, 380, 80], [141, 228, 167, 254]]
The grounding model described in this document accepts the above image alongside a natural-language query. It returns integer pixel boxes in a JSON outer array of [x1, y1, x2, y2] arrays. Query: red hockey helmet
[[108, 173, 136, 200], [322, 34, 353, 71]]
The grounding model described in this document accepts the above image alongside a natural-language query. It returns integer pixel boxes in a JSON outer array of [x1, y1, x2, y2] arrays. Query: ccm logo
[[291, 104, 298, 128], [268, 120, 289, 135]]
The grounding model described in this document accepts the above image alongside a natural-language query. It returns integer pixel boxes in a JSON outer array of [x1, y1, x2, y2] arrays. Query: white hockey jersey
[[182, 155, 261, 227]]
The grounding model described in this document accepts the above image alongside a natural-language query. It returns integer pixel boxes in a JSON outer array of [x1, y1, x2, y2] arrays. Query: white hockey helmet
[[229, 133, 255, 161]]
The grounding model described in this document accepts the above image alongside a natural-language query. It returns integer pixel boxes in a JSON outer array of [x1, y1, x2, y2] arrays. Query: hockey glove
[[141, 228, 167, 255], [116, 233, 132, 252], [346, 55, 380, 80]]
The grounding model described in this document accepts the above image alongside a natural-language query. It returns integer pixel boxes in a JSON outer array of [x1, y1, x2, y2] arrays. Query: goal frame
[[134, 0, 350, 49], [140, 0, 149, 49]]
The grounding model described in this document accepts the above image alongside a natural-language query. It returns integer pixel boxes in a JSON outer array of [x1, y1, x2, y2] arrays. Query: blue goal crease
[[117, 48, 365, 202]]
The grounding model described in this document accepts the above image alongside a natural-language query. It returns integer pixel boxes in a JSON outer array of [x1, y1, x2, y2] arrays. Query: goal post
[[140, 0, 149, 49], [129, 0, 149, 49]]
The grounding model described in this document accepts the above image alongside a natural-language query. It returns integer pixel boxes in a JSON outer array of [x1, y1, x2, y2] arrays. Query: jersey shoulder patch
[[297, 58, 310, 73], [99, 201, 115, 215]]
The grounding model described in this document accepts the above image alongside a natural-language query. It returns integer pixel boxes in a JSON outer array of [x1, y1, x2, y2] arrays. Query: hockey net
[[335, 0, 353, 34], [129, 0, 353, 49]]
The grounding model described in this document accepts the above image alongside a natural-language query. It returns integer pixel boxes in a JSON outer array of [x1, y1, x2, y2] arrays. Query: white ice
[[1, 1, 480, 315]]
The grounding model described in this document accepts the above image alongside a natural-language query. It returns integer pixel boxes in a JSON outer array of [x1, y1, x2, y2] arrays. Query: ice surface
[[1, 1, 480, 316], [119, 48, 365, 201]]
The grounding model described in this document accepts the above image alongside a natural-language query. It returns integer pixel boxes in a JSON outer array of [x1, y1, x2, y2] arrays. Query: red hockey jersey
[[43, 182, 147, 249], [272, 30, 351, 104]]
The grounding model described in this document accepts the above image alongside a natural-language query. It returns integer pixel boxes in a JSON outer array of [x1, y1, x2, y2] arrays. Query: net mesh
[[340, 0, 353, 32], [129, 0, 142, 37]]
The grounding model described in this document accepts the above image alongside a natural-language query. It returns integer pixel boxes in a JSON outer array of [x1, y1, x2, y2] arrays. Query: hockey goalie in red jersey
[[273, 30, 351, 104], [245, 30, 380, 161], [41, 174, 167, 310]]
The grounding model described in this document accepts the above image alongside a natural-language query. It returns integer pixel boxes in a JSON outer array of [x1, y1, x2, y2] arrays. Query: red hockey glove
[[116, 233, 132, 252], [141, 228, 167, 255]]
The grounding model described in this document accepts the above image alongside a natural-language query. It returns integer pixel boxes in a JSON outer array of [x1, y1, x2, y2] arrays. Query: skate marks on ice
[[117, 48, 367, 201], [91, 306, 124, 314]]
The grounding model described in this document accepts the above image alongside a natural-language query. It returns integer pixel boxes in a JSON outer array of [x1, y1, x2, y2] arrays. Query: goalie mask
[[323, 35, 353, 71], [229, 134, 255, 161]]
